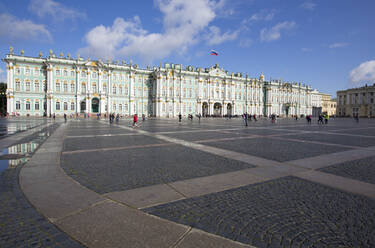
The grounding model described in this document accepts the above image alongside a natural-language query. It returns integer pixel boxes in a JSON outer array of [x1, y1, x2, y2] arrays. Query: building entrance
[[92, 98, 99, 113], [202, 102, 208, 117], [80, 100, 86, 113], [213, 102, 222, 116]]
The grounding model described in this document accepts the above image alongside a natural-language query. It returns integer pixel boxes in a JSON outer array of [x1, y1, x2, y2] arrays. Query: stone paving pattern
[[0, 121, 85, 248], [204, 137, 350, 162], [145, 176, 375, 248], [62, 144, 254, 194], [319, 156, 375, 185]]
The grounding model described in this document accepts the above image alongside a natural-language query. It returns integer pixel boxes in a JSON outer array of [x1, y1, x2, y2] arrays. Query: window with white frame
[[124, 86, 128, 95], [56, 70, 60, 76], [64, 102, 68, 110], [15, 68, 20, 75], [113, 104, 116, 111], [64, 70, 68, 76], [35, 101, 39, 110], [26, 101, 30, 110], [63, 83, 68, 92], [81, 83, 86, 93], [125, 103, 128, 111], [34, 69, 39, 76], [113, 86, 116, 94], [16, 101, 20, 110], [92, 83, 97, 93], [26, 81, 30, 91], [35, 81, 39, 92], [71, 71, 74, 77], [16, 81, 21, 91], [119, 104, 122, 112], [71, 102, 75, 110], [103, 84, 107, 93], [70, 83, 75, 93], [26, 68, 30, 75], [56, 82, 60, 92], [92, 72, 97, 78], [56, 102, 60, 110]]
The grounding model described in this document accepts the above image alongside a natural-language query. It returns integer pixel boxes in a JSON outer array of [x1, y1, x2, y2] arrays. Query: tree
[[0, 82, 6, 115]]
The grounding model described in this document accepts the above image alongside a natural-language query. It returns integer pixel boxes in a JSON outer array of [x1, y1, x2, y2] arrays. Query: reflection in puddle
[[0, 142, 39, 172]]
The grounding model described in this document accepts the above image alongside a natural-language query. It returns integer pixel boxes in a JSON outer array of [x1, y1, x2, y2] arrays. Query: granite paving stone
[[0, 122, 85, 248], [145, 176, 375, 248], [319, 156, 375, 185], [204, 137, 350, 162], [61, 145, 255, 194], [282, 132, 375, 147], [63, 134, 168, 152], [163, 131, 249, 142]]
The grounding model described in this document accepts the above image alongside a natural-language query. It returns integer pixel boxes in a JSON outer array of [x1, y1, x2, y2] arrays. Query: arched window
[[71, 102, 75, 110], [35, 101, 39, 110], [71, 83, 75, 93], [16, 101, 20, 110], [63, 83, 68, 92], [16, 81, 20, 91], [113, 86, 117, 94], [26, 81, 30, 91]]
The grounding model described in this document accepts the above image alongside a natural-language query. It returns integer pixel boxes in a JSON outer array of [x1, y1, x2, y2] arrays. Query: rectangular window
[[56, 70, 60, 76], [113, 86, 116, 94], [16, 81, 21, 91], [71, 84, 75, 93], [81, 84, 86, 93], [16, 68, 20, 75], [71, 102, 75, 110], [64, 84, 68, 92], [64, 102, 68, 110], [35, 82, 39, 92], [26, 82, 30, 91], [16, 101, 20, 110], [26, 101, 30, 110], [71, 71, 74, 77], [64, 70, 68, 76], [56, 82, 60, 92], [56, 102, 60, 110], [26, 68, 30, 75], [34, 69, 39, 76], [35, 102, 39, 110], [92, 84, 97, 93], [103, 85, 107, 93]]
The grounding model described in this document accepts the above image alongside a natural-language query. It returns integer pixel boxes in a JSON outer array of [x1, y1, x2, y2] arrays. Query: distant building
[[321, 93, 336, 116], [3, 47, 325, 117], [337, 84, 375, 117]]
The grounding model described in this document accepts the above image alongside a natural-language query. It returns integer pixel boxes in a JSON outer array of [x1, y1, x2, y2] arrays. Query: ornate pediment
[[83, 60, 105, 68], [208, 65, 227, 77]]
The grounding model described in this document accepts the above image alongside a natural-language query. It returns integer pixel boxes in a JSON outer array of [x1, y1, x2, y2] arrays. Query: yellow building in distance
[[321, 94, 337, 116], [337, 84, 375, 117]]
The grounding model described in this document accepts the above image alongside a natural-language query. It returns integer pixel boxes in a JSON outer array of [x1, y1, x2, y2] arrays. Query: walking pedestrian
[[244, 112, 248, 126], [178, 113, 182, 123], [133, 114, 138, 127]]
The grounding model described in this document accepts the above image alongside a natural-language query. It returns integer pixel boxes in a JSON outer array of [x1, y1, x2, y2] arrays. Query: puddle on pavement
[[0, 127, 53, 174]]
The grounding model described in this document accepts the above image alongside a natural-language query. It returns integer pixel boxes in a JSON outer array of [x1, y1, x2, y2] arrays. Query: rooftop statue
[[9, 46, 13, 54]]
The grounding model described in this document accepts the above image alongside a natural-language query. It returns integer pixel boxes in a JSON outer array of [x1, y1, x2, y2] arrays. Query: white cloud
[[249, 9, 276, 22], [329, 42, 349, 48], [239, 38, 252, 48], [205, 26, 238, 45], [29, 0, 86, 21], [300, 1, 316, 10], [350, 60, 375, 85], [301, 47, 312, 52], [260, 21, 296, 42], [0, 13, 51, 41], [79, 0, 234, 63]]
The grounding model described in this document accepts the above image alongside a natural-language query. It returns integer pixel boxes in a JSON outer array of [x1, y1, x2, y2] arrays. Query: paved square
[[4, 117, 375, 248], [62, 144, 254, 194], [145, 176, 375, 248], [319, 156, 375, 185], [204, 137, 350, 162]]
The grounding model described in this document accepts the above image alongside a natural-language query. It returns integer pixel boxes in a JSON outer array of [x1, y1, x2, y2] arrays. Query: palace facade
[[3, 48, 323, 117]]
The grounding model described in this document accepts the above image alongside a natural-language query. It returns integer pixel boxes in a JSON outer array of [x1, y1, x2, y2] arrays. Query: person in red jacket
[[133, 114, 138, 127]]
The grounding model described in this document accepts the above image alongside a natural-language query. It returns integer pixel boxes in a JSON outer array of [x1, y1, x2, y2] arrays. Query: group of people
[[109, 113, 120, 123], [317, 114, 330, 124], [242, 113, 258, 126]]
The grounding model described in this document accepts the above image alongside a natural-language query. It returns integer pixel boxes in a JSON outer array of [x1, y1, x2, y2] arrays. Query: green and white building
[[3, 48, 322, 117]]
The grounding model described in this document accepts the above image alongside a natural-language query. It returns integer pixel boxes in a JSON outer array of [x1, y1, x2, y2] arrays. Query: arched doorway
[[202, 102, 208, 117], [92, 98, 99, 113], [227, 103, 232, 116], [80, 100, 86, 113], [213, 102, 222, 116]]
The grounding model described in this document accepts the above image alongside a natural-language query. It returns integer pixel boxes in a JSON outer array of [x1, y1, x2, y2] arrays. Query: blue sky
[[1, 0, 375, 97]]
